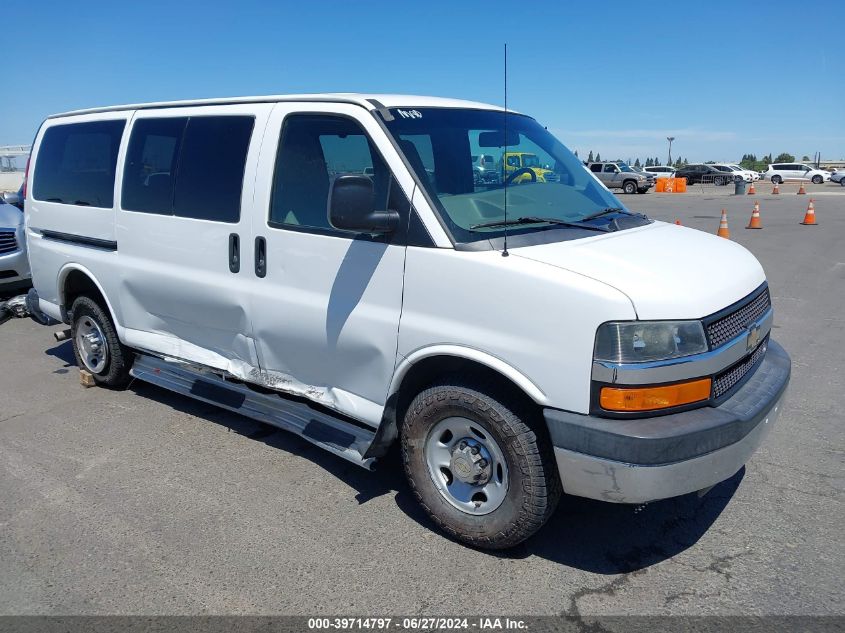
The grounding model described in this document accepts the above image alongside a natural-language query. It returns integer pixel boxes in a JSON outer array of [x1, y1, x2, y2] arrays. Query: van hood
[[510, 221, 766, 320]]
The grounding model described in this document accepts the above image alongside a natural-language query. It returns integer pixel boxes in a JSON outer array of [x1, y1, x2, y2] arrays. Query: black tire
[[623, 180, 637, 194], [772, 175, 783, 184], [70, 296, 132, 387], [401, 380, 561, 549], [714, 176, 724, 186], [811, 175, 823, 184], [840, 179, 845, 187]]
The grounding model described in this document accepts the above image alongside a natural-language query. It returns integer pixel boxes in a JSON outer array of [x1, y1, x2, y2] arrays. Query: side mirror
[[327, 175, 399, 234], [2, 191, 23, 210]]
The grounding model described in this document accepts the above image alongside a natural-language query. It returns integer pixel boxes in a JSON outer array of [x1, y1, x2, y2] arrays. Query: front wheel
[[70, 296, 132, 386], [622, 180, 637, 194], [401, 382, 561, 549], [772, 175, 783, 184], [840, 179, 845, 187], [811, 175, 823, 184]]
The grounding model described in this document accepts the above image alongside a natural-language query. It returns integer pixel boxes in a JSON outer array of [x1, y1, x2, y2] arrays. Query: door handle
[[228, 233, 240, 273], [255, 236, 267, 278]]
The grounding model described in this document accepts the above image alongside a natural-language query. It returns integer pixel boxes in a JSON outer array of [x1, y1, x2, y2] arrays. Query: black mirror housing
[[327, 175, 399, 234]]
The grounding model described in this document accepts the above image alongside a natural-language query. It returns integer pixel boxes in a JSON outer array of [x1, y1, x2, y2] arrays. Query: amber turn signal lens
[[600, 378, 712, 412]]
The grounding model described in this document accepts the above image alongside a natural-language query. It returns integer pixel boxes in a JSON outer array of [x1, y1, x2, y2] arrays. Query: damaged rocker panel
[[130, 354, 377, 469]]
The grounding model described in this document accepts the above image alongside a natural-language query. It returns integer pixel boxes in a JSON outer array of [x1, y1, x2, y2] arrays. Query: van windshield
[[383, 108, 645, 244]]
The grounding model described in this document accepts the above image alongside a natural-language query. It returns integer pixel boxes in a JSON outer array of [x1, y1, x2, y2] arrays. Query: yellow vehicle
[[500, 152, 558, 184]]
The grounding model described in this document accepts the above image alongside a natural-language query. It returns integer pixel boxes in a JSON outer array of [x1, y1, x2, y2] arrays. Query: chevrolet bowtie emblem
[[746, 323, 761, 351]]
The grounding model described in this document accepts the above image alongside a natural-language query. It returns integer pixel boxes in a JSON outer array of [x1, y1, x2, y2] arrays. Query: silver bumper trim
[[553, 391, 785, 504]]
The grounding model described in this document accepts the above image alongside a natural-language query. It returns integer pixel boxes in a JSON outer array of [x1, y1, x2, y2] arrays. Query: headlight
[[594, 321, 708, 363]]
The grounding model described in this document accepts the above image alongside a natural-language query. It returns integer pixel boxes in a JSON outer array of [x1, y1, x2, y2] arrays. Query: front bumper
[[545, 339, 790, 504], [0, 224, 30, 289]]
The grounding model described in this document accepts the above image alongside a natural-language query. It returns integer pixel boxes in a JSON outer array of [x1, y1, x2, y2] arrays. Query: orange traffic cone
[[800, 199, 817, 225], [747, 182, 756, 195], [717, 209, 730, 238], [746, 201, 763, 229], [675, 219, 682, 225], [772, 182, 780, 194], [797, 182, 806, 195]]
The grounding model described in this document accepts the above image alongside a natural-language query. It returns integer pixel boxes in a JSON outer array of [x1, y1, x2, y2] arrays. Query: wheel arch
[[57, 264, 119, 328], [366, 346, 547, 458]]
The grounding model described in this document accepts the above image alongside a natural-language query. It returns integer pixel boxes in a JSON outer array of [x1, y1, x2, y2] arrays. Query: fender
[[56, 263, 125, 338], [389, 344, 549, 405]]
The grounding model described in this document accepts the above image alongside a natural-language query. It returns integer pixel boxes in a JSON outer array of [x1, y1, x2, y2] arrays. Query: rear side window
[[122, 115, 254, 223], [33, 120, 126, 207]]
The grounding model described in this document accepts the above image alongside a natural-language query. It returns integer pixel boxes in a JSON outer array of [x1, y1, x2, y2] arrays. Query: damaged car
[[24, 94, 790, 549]]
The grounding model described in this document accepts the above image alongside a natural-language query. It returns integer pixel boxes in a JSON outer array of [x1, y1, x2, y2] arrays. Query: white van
[[25, 94, 790, 548]]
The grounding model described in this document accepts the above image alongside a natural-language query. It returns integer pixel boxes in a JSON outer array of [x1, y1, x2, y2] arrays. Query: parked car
[[643, 165, 675, 179], [830, 169, 845, 186], [472, 153, 499, 184], [25, 94, 789, 549], [713, 164, 752, 183], [588, 161, 652, 193], [0, 191, 30, 293], [674, 164, 740, 185], [722, 164, 760, 181], [764, 163, 831, 184]]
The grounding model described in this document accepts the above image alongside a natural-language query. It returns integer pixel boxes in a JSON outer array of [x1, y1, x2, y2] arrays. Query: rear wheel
[[401, 381, 561, 549], [811, 175, 823, 184], [714, 176, 725, 186], [772, 175, 783, 184], [70, 296, 132, 386], [623, 180, 637, 194]]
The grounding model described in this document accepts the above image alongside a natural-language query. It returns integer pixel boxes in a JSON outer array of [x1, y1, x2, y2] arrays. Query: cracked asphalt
[[1, 185, 843, 616]]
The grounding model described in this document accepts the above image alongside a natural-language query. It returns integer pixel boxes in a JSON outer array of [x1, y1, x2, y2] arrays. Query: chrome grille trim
[[713, 337, 768, 399], [0, 230, 18, 255], [706, 287, 771, 348]]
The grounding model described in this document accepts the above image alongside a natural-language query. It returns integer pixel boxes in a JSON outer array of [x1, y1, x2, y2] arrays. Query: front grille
[[713, 338, 768, 399], [707, 288, 771, 348], [0, 230, 18, 255]]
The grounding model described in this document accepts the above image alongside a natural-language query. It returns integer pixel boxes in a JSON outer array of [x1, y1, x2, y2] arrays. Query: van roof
[[48, 93, 508, 119]]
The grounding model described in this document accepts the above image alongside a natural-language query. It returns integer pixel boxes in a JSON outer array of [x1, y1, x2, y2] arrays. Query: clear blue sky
[[3, 0, 843, 163]]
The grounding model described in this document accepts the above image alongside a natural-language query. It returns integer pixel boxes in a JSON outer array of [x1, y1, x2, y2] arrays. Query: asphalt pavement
[[0, 183, 843, 617]]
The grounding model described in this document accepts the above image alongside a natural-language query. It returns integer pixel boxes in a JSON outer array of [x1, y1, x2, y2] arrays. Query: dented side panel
[[114, 104, 274, 375]]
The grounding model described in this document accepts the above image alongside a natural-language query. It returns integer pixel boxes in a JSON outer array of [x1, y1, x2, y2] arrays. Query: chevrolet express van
[[25, 94, 790, 548]]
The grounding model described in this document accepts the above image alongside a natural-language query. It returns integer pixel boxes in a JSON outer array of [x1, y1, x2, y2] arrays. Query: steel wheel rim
[[424, 416, 509, 516], [76, 317, 108, 374]]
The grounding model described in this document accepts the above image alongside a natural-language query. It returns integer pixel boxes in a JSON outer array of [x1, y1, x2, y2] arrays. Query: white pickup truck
[[24, 94, 790, 548]]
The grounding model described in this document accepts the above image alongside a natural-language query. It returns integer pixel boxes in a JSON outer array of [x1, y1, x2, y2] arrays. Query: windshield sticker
[[396, 109, 423, 120]]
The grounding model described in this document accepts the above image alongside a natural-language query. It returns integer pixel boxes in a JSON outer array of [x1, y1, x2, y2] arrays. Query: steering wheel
[[505, 167, 538, 185]]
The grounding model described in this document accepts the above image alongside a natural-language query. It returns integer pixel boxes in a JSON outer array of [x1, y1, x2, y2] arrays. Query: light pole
[[667, 137, 675, 167]]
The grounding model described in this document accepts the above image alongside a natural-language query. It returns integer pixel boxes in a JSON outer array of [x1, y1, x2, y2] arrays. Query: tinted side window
[[269, 115, 392, 231], [174, 117, 254, 222], [589, 164, 602, 173], [122, 117, 187, 214], [603, 164, 616, 173], [34, 120, 125, 207], [122, 116, 253, 222]]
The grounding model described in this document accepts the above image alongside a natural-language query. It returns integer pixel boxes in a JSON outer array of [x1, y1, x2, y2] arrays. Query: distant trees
[[595, 152, 601, 161], [775, 152, 795, 163], [801, 155, 810, 161], [574, 150, 579, 158], [634, 158, 641, 168], [645, 158, 654, 167], [587, 150, 594, 162]]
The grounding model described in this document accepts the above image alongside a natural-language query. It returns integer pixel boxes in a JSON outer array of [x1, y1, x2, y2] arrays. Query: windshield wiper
[[470, 216, 611, 232], [579, 207, 631, 221]]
